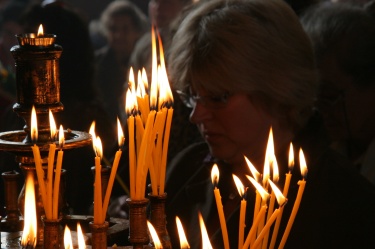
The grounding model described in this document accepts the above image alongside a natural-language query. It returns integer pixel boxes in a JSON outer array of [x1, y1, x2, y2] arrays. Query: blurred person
[[95, 0, 149, 123], [164, 0, 375, 248], [301, 3, 375, 185], [0, 1, 27, 100]]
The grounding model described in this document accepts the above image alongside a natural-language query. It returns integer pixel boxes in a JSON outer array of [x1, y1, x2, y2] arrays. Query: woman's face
[[189, 89, 277, 167]]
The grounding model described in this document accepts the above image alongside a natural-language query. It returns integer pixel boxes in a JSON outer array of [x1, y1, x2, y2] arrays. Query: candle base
[[42, 217, 62, 249], [148, 193, 171, 249], [126, 198, 149, 249], [90, 221, 109, 249]]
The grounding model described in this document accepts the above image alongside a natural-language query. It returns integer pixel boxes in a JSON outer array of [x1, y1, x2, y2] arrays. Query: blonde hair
[[169, 0, 318, 130]]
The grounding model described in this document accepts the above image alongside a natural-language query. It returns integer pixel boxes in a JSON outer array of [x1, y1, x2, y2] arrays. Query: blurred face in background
[[148, 0, 186, 28], [106, 14, 142, 59], [317, 54, 375, 145]]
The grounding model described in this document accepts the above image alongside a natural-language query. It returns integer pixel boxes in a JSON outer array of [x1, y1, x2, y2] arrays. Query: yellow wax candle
[[238, 198, 246, 249], [213, 187, 230, 249], [102, 150, 122, 217], [253, 208, 281, 249], [94, 155, 103, 224], [262, 191, 276, 249], [158, 108, 173, 195], [278, 179, 306, 249], [32, 144, 49, 218], [47, 143, 56, 219], [242, 205, 267, 249], [127, 115, 136, 199], [135, 114, 144, 157], [278, 148, 307, 249], [269, 172, 292, 249], [52, 148, 63, 219], [135, 110, 155, 199]]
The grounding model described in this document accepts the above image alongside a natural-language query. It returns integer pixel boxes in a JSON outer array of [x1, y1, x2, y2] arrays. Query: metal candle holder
[[148, 193, 171, 249], [126, 198, 150, 249], [0, 32, 91, 247]]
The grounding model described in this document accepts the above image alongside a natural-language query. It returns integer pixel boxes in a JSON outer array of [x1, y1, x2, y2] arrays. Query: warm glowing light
[[199, 212, 213, 249], [136, 70, 145, 97], [244, 156, 261, 183], [141, 67, 148, 92], [89, 122, 103, 158], [21, 173, 37, 248], [272, 154, 279, 183], [31, 106, 38, 142], [147, 221, 162, 249], [157, 38, 173, 108], [59, 125, 65, 147], [233, 174, 245, 197], [299, 148, 308, 179], [77, 222, 86, 249], [288, 142, 294, 172], [125, 80, 138, 115], [64, 225, 73, 249], [247, 175, 270, 201], [268, 179, 287, 206], [117, 118, 125, 148], [37, 24, 43, 36], [49, 109, 57, 139], [263, 127, 274, 186], [176, 216, 190, 249], [89, 121, 96, 152], [93, 136, 103, 159], [150, 26, 158, 109], [211, 164, 219, 185]]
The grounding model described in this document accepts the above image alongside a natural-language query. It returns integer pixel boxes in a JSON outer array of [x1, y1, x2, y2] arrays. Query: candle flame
[[142, 67, 149, 93], [176, 216, 190, 249], [244, 156, 261, 183], [268, 179, 287, 206], [59, 125, 65, 147], [150, 26, 158, 109], [299, 148, 308, 179], [31, 106, 38, 142], [199, 212, 213, 249], [37, 24, 44, 36], [117, 117, 125, 148], [211, 164, 219, 186], [89, 121, 96, 152], [233, 174, 245, 197], [272, 154, 279, 183], [125, 76, 138, 116], [247, 175, 270, 201], [64, 225, 73, 249], [157, 34, 173, 108], [263, 127, 274, 187], [49, 109, 57, 140], [77, 222, 86, 249], [94, 136, 103, 159], [136, 70, 146, 98], [21, 173, 37, 248], [289, 142, 294, 172], [147, 221, 162, 249]]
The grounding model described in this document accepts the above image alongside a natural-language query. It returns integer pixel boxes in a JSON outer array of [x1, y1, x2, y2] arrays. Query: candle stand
[[126, 198, 150, 249], [148, 193, 171, 249], [0, 33, 129, 248]]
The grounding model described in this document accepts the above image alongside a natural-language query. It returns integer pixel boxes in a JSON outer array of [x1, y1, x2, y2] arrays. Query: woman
[[165, 0, 375, 248]]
